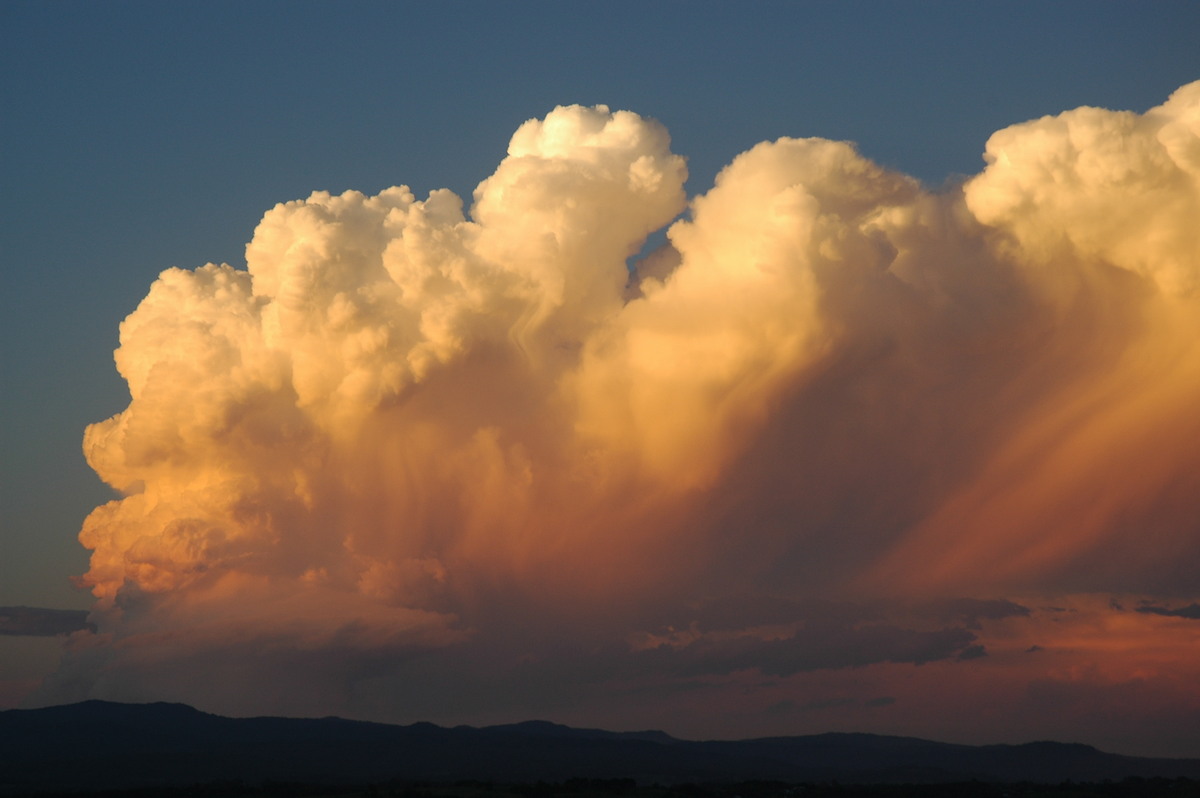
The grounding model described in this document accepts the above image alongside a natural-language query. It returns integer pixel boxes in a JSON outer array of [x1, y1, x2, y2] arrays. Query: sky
[[2, 0, 1200, 759]]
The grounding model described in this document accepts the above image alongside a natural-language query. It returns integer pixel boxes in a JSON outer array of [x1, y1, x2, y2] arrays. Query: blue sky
[[2, 0, 1200, 752]]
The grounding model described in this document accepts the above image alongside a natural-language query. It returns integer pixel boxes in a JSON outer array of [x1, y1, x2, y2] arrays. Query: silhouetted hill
[[485, 720, 678, 745], [2, 701, 1199, 794]]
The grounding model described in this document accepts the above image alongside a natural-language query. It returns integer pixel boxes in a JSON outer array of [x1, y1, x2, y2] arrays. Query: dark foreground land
[[4, 703, 1200, 796], [14, 777, 1200, 798]]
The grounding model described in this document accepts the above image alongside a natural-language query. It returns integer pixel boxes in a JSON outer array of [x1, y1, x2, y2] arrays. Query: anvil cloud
[[44, 84, 1200, 757]]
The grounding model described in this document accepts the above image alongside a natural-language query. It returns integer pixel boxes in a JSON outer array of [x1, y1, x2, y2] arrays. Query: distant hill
[[2, 701, 1199, 794]]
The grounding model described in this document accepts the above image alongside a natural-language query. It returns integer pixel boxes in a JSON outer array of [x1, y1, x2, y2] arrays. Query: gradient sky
[[3, 0, 1200, 759]]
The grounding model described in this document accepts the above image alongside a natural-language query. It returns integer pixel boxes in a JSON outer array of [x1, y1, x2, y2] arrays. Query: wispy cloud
[[1136, 603, 1200, 620]]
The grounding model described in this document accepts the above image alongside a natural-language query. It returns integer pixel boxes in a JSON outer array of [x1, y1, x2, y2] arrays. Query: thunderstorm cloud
[[40, 84, 1200, 754]]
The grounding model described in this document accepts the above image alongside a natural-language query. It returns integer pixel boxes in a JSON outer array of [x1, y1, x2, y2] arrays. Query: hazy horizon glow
[[19, 84, 1200, 756]]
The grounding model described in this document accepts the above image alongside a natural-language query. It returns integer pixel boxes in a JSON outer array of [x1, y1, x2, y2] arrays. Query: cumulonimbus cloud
[[45, 86, 1200, 748]]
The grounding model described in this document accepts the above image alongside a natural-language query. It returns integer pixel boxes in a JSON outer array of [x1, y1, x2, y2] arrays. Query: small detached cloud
[[632, 616, 980, 678], [927, 598, 1031, 629], [1136, 602, 1200, 620]]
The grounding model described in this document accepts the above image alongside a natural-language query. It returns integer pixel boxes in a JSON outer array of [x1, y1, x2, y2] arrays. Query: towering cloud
[[47, 85, 1200, 755]]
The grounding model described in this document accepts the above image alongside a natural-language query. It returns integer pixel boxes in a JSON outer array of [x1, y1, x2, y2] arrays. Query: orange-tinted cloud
[[42, 86, 1200, 756]]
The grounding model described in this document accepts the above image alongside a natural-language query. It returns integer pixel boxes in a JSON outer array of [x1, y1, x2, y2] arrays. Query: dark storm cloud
[[656, 595, 883, 633], [0, 606, 94, 636], [640, 621, 979, 678], [926, 598, 1032, 629]]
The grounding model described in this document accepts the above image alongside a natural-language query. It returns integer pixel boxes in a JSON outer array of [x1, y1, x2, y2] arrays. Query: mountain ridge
[[2, 700, 1198, 793]]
